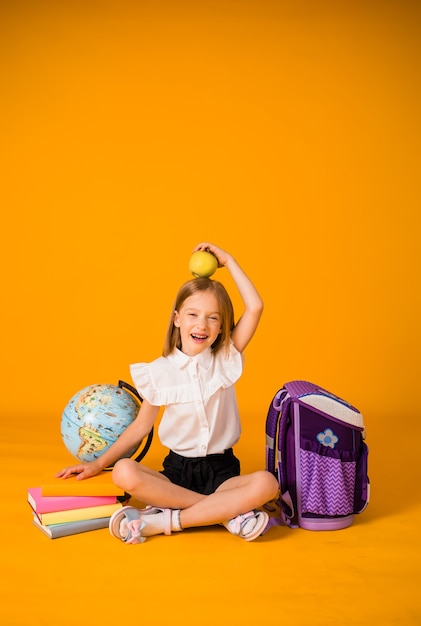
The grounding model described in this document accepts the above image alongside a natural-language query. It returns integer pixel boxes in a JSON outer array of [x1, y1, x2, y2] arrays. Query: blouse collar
[[168, 347, 213, 371]]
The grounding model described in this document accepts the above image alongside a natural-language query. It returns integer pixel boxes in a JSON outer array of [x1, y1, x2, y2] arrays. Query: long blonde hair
[[163, 278, 234, 357]]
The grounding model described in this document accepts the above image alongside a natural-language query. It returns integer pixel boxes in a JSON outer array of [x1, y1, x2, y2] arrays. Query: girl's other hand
[[193, 242, 230, 268]]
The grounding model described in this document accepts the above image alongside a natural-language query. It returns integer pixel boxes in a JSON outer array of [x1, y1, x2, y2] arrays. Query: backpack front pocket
[[299, 439, 357, 517]]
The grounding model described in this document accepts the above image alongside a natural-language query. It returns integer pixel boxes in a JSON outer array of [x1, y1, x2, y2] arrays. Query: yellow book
[[36, 502, 124, 525], [41, 472, 125, 497]]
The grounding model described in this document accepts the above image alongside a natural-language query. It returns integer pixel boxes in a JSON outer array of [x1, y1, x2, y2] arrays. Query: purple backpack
[[265, 380, 369, 531]]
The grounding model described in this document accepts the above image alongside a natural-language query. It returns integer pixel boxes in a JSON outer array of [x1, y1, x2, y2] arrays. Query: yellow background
[[1, 1, 420, 624]]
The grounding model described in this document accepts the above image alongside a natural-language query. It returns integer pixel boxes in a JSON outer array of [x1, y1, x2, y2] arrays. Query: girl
[[57, 243, 279, 543]]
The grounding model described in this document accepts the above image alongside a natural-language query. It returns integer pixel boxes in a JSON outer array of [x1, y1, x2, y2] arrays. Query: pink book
[[27, 487, 118, 514]]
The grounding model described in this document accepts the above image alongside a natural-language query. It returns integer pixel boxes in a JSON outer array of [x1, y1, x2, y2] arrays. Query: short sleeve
[[205, 342, 244, 397], [129, 360, 163, 406]]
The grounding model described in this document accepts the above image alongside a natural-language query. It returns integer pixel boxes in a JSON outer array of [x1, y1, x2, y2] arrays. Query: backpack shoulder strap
[[264, 386, 293, 532]]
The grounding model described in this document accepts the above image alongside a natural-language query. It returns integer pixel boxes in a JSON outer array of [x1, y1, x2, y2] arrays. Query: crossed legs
[[111, 457, 279, 529]]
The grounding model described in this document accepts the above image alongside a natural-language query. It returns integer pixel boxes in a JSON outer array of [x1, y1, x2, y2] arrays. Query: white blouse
[[130, 343, 244, 458]]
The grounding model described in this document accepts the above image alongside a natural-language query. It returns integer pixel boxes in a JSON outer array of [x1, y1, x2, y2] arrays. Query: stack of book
[[28, 472, 128, 539]]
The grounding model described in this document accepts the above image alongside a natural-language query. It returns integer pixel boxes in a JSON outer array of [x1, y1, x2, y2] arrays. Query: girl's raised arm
[[193, 243, 263, 353]]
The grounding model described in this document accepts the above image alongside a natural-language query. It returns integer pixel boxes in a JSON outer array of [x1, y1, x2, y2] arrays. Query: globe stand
[[114, 380, 154, 466]]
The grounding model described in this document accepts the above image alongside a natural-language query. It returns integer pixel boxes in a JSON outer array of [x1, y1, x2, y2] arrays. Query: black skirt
[[161, 448, 241, 495]]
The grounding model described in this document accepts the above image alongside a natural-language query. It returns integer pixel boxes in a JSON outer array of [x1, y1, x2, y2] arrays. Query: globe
[[61, 382, 148, 466]]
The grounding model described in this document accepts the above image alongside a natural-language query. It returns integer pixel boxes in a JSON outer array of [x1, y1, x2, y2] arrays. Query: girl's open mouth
[[191, 334, 208, 342]]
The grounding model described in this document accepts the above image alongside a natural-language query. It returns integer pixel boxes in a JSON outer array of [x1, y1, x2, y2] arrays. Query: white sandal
[[224, 510, 269, 541], [109, 506, 175, 544]]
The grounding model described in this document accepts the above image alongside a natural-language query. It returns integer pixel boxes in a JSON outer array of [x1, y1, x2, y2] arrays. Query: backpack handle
[[265, 388, 289, 475]]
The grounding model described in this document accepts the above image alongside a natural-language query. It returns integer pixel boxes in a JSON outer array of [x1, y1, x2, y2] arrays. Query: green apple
[[189, 250, 218, 278]]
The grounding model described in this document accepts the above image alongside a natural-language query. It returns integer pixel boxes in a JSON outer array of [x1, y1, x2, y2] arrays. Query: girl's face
[[173, 290, 222, 356]]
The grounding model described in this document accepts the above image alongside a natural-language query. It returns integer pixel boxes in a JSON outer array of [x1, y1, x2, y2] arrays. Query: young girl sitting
[[57, 242, 279, 543]]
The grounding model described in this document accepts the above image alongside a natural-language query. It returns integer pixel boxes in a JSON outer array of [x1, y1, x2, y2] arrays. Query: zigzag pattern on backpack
[[301, 452, 356, 516]]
